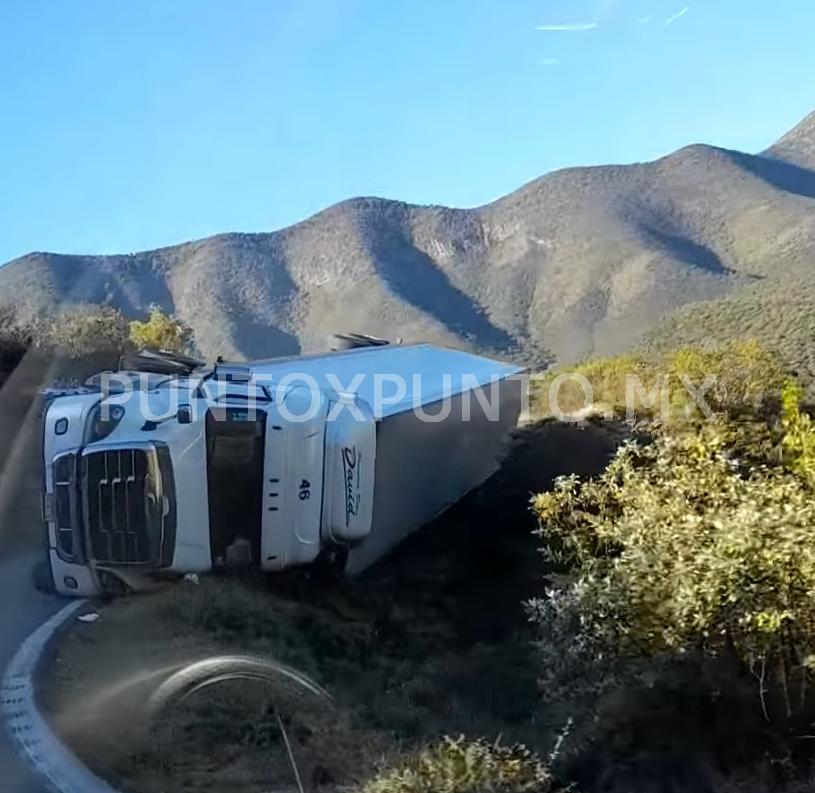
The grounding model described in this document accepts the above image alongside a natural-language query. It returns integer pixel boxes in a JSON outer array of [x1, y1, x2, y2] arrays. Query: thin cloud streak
[[639, 16, 654, 25], [539, 57, 561, 66], [536, 22, 599, 32], [662, 6, 691, 27]]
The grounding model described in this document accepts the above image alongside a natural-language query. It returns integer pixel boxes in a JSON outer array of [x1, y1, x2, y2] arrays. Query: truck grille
[[81, 447, 175, 566]]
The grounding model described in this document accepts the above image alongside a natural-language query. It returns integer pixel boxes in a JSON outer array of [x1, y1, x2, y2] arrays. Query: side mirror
[[177, 405, 192, 424]]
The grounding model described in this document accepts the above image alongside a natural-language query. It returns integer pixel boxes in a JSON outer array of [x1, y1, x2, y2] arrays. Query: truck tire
[[31, 558, 55, 594], [327, 333, 392, 352]]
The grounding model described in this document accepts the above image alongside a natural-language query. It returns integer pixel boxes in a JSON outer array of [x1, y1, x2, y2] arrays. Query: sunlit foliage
[[360, 736, 556, 793], [128, 306, 192, 354], [530, 340, 787, 423], [530, 361, 815, 724]]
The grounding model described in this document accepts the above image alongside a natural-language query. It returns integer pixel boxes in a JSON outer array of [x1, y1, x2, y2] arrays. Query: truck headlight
[[88, 404, 125, 442]]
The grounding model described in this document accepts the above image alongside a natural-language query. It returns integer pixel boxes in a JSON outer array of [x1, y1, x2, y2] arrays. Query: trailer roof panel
[[238, 344, 524, 418]]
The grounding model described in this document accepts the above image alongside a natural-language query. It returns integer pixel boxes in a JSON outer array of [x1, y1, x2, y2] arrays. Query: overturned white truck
[[39, 342, 525, 596]]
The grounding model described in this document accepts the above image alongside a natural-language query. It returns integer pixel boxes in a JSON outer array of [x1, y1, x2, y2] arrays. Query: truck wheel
[[327, 333, 392, 351], [31, 559, 55, 594]]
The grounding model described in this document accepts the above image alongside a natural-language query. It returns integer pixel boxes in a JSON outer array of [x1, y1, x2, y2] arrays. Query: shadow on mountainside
[[732, 151, 815, 202], [231, 314, 300, 359], [365, 229, 516, 351], [46, 254, 178, 314], [642, 226, 737, 276]]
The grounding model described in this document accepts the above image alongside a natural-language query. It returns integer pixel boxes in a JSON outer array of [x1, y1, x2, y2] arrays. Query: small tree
[[129, 307, 192, 354]]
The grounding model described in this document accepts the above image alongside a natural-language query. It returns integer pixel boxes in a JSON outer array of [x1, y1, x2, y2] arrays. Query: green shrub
[[128, 307, 192, 354], [530, 340, 787, 423], [529, 384, 815, 723], [45, 306, 129, 357], [360, 736, 557, 793]]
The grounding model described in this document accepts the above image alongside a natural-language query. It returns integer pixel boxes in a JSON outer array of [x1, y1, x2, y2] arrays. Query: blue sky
[[1, 0, 814, 264]]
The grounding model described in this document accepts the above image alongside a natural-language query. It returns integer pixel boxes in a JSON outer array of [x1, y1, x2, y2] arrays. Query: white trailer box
[[39, 344, 524, 596]]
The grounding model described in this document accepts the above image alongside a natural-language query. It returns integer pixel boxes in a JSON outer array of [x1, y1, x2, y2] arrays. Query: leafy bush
[[360, 736, 557, 793], [530, 340, 787, 423], [529, 380, 815, 724], [45, 305, 129, 357], [128, 306, 192, 354], [780, 381, 815, 487]]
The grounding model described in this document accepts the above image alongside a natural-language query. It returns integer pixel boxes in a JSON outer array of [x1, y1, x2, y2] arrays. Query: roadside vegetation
[[527, 341, 815, 792], [528, 339, 787, 421], [0, 302, 191, 367], [360, 737, 560, 793]]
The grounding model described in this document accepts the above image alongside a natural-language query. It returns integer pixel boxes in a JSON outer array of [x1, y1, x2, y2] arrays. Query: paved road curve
[[0, 547, 63, 793]]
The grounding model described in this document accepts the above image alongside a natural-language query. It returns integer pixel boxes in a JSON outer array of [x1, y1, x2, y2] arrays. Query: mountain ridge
[[2, 111, 815, 371]]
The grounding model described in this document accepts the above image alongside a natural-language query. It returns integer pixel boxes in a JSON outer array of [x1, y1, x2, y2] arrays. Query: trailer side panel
[[346, 375, 522, 574]]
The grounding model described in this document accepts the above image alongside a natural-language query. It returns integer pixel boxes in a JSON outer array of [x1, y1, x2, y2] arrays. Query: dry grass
[[40, 562, 543, 792]]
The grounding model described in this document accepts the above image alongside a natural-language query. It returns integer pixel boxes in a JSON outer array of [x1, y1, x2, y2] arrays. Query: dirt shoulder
[[37, 420, 625, 793]]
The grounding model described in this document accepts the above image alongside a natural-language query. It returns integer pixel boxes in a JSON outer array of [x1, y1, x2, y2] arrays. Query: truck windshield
[[205, 408, 266, 568]]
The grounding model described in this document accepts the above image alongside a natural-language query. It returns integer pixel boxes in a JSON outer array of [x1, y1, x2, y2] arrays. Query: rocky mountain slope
[[2, 111, 815, 371]]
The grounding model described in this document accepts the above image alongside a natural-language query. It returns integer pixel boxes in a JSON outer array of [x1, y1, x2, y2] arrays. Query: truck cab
[[42, 364, 374, 596]]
